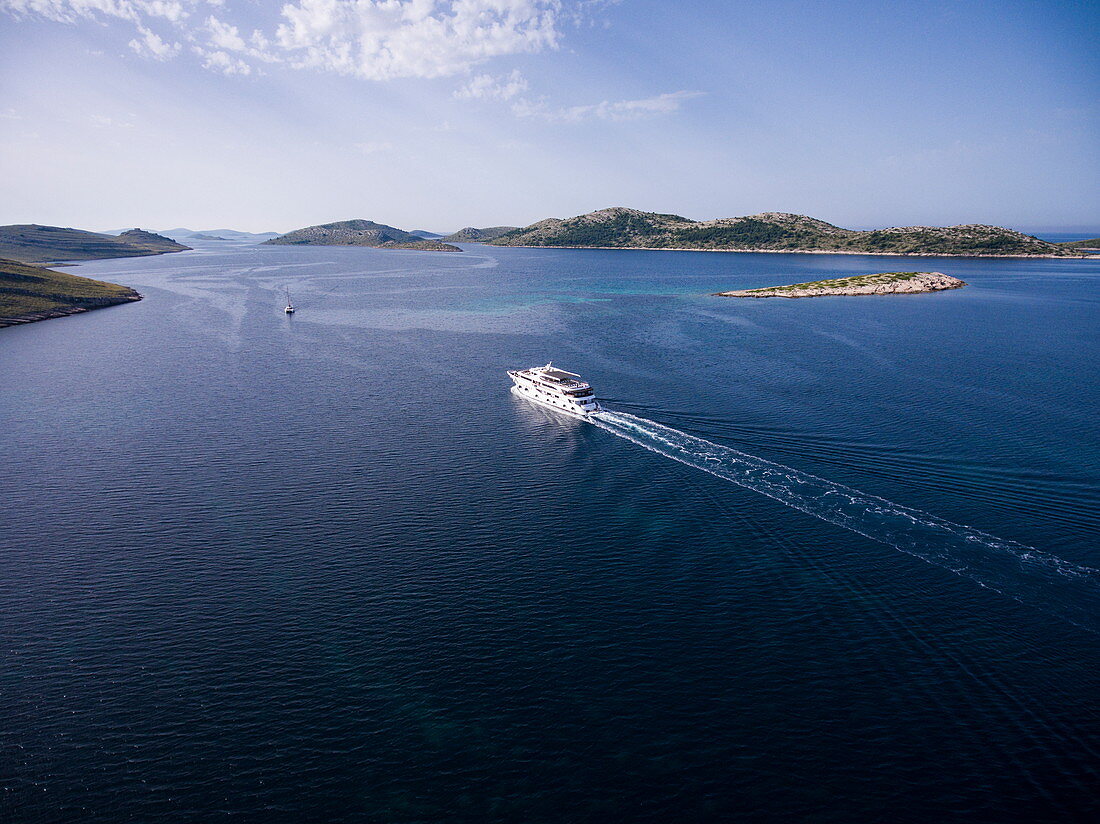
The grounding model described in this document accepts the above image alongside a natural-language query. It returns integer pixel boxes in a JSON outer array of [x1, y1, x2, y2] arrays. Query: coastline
[[0, 293, 143, 329], [489, 244, 1085, 259]]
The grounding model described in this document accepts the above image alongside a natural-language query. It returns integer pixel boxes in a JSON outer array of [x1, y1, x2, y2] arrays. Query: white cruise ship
[[508, 363, 602, 418]]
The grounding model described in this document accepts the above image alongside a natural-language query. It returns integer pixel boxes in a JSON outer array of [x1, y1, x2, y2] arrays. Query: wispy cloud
[[1, 0, 566, 80], [0, 0, 190, 24], [454, 69, 528, 101], [354, 140, 394, 155], [274, 0, 561, 80], [128, 23, 180, 60], [514, 90, 705, 122], [89, 113, 136, 128], [193, 45, 251, 74]]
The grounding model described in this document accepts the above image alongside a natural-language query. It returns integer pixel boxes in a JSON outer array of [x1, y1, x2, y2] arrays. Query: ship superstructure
[[507, 363, 601, 418]]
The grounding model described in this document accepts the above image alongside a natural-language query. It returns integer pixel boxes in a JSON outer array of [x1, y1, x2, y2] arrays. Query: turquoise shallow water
[[2, 242, 1099, 821]]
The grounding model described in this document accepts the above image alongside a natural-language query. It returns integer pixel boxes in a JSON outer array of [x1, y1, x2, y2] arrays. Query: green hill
[[264, 220, 461, 251], [1057, 238, 1100, 250], [0, 224, 190, 263], [0, 257, 142, 328], [490, 208, 1082, 257], [440, 226, 519, 243]]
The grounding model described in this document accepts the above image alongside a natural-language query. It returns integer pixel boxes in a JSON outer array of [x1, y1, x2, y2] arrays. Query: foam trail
[[592, 410, 1100, 633]]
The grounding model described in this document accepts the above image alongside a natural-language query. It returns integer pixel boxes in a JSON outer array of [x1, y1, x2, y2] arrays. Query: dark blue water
[[3, 242, 1099, 822]]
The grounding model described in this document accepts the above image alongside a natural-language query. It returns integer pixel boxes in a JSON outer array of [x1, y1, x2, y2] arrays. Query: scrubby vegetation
[[0, 225, 189, 263], [440, 226, 519, 242], [715, 271, 966, 298], [1, 258, 141, 327], [1058, 238, 1100, 250], [491, 208, 1082, 257], [266, 220, 461, 251]]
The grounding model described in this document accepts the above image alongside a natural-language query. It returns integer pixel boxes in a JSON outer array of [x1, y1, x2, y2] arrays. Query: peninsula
[[265, 220, 461, 251], [715, 271, 966, 298], [0, 224, 190, 263], [0, 257, 141, 328], [490, 208, 1083, 258]]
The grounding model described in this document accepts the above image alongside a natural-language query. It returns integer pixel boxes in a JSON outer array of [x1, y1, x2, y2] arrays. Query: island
[[0, 224, 190, 263], [489, 208, 1084, 258], [158, 228, 281, 242], [715, 271, 966, 298], [1058, 238, 1100, 252], [264, 219, 461, 251], [1, 257, 142, 328], [441, 226, 520, 243]]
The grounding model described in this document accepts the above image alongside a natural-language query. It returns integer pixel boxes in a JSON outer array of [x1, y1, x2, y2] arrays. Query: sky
[[0, 0, 1097, 234]]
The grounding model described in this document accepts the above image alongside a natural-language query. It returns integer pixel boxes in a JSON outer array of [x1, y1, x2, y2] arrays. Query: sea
[[2, 240, 1098, 822]]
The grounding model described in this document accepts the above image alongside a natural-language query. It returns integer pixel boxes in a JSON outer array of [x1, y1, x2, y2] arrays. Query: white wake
[[591, 410, 1100, 633]]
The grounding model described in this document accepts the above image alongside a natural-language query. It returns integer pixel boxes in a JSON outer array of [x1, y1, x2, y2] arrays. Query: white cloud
[[142, 0, 185, 21], [1, 1, 580, 82], [275, 0, 561, 80], [193, 45, 251, 74], [0, 0, 188, 23], [205, 14, 245, 50], [455, 69, 527, 101], [514, 90, 704, 122], [128, 23, 180, 59]]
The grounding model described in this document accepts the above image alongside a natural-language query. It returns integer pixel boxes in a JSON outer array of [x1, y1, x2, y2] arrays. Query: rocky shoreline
[[497, 244, 1077, 259], [0, 292, 143, 328], [715, 272, 966, 298]]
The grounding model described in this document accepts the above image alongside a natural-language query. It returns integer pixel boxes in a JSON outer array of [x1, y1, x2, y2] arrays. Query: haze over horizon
[[1, 0, 1097, 234]]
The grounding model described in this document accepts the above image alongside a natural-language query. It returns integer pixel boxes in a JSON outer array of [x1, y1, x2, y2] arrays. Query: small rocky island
[[715, 271, 966, 298]]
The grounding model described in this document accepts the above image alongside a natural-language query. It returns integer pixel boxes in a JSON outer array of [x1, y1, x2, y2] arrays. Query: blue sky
[[1, 0, 1097, 233]]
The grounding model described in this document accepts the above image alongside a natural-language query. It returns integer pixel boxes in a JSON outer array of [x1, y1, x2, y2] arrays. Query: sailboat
[[284, 288, 295, 314]]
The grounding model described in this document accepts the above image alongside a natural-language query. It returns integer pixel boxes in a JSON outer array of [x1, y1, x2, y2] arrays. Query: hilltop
[[0, 257, 141, 328], [490, 208, 1082, 257], [0, 225, 190, 263], [264, 220, 461, 251], [441, 226, 520, 243]]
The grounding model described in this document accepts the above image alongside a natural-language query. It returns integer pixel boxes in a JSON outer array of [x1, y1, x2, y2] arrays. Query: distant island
[[0, 225, 189, 263], [1057, 238, 1100, 251], [264, 220, 461, 251], [716, 271, 966, 298], [441, 226, 520, 243], [154, 228, 280, 242], [0, 257, 142, 328], [489, 208, 1084, 258]]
